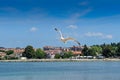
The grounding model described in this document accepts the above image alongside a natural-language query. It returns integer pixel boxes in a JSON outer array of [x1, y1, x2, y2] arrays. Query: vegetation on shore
[[22, 45, 46, 59], [22, 45, 73, 59], [22, 42, 120, 59], [0, 50, 15, 60], [1, 42, 120, 60], [82, 42, 120, 58]]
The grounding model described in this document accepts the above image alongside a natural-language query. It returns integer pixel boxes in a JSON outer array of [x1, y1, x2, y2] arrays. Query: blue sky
[[0, 0, 120, 48]]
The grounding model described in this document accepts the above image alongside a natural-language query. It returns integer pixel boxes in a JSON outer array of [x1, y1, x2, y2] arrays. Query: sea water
[[0, 61, 120, 80]]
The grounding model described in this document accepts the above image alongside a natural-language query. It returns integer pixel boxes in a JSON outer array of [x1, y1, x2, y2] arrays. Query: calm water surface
[[0, 61, 120, 80]]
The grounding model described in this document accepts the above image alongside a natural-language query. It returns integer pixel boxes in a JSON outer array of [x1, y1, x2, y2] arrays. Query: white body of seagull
[[54, 28, 80, 46]]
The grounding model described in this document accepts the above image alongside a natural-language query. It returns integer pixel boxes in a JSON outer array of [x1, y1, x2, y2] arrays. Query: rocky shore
[[0, 58, 120, 62]]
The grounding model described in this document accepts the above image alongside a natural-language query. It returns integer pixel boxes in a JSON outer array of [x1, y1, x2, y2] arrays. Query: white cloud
[[30, 27, 38, 32], [64, 1, 92, 24], [71, 8, 92, 19], [64, 8, 92, 24], [79, 1, 89, 6], [16, 41, 21, 43], [104, 35, 113, 39], [85, 32, 113, 39], [0, 7, 18, 12], [85, 32, 103, 37], [67, 25, 78, 29]]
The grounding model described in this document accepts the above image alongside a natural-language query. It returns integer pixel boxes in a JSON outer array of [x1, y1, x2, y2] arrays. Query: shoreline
[[0, 58, 120, 62]]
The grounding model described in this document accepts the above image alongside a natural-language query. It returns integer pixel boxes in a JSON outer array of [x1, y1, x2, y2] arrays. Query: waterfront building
[[0, 47, 24, 58], [43, 46, 83, 59], [43, 46, 62, 59], [0, 52, 6, 58]]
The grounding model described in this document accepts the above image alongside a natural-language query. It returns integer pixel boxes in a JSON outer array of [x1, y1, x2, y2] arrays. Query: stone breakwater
[[0, 59, 120, 62]]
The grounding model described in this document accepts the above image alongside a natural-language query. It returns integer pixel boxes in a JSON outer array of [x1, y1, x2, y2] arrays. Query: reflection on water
[[0, 61, 120, 80]]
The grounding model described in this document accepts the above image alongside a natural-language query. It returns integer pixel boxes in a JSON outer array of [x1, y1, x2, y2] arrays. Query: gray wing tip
[[54, 28, 58, 31], [75, 40, 81, 45]]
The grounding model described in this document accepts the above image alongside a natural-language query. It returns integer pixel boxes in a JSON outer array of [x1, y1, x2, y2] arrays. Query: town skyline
[[0, 0, 120, 48]]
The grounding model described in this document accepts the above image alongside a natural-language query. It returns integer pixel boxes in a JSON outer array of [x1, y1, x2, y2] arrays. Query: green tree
[[6, 50, 14, 55], [35, 48, 46, 59], [111, 43, 117, 47], [87, 48, 96, 56], [82, 45, 89, 56], [111, 46, 118, 57], [62, 51, 73, 59], [22, 45, 35, 59], [116, 46, 120, 56], [90, 46, 102, 56], [0, 50, 5, 52], [117, 42, 120, 47], [102, 45, 113, 58], [55, 53, 61, 59]]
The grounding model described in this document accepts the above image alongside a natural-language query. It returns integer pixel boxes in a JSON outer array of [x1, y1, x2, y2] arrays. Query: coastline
[[0, 58, 120, 62]]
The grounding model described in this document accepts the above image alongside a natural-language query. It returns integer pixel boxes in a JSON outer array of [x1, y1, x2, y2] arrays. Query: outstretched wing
[[63, 37, 75, 42], [54, 28, 80, 46], [74, 40, 81, 46], [54, 28, 64, 38], [64, 37, 80, 46]]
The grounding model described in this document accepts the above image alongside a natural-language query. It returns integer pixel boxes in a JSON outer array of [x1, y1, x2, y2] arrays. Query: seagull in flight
[[54, 28, 80, 46]]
